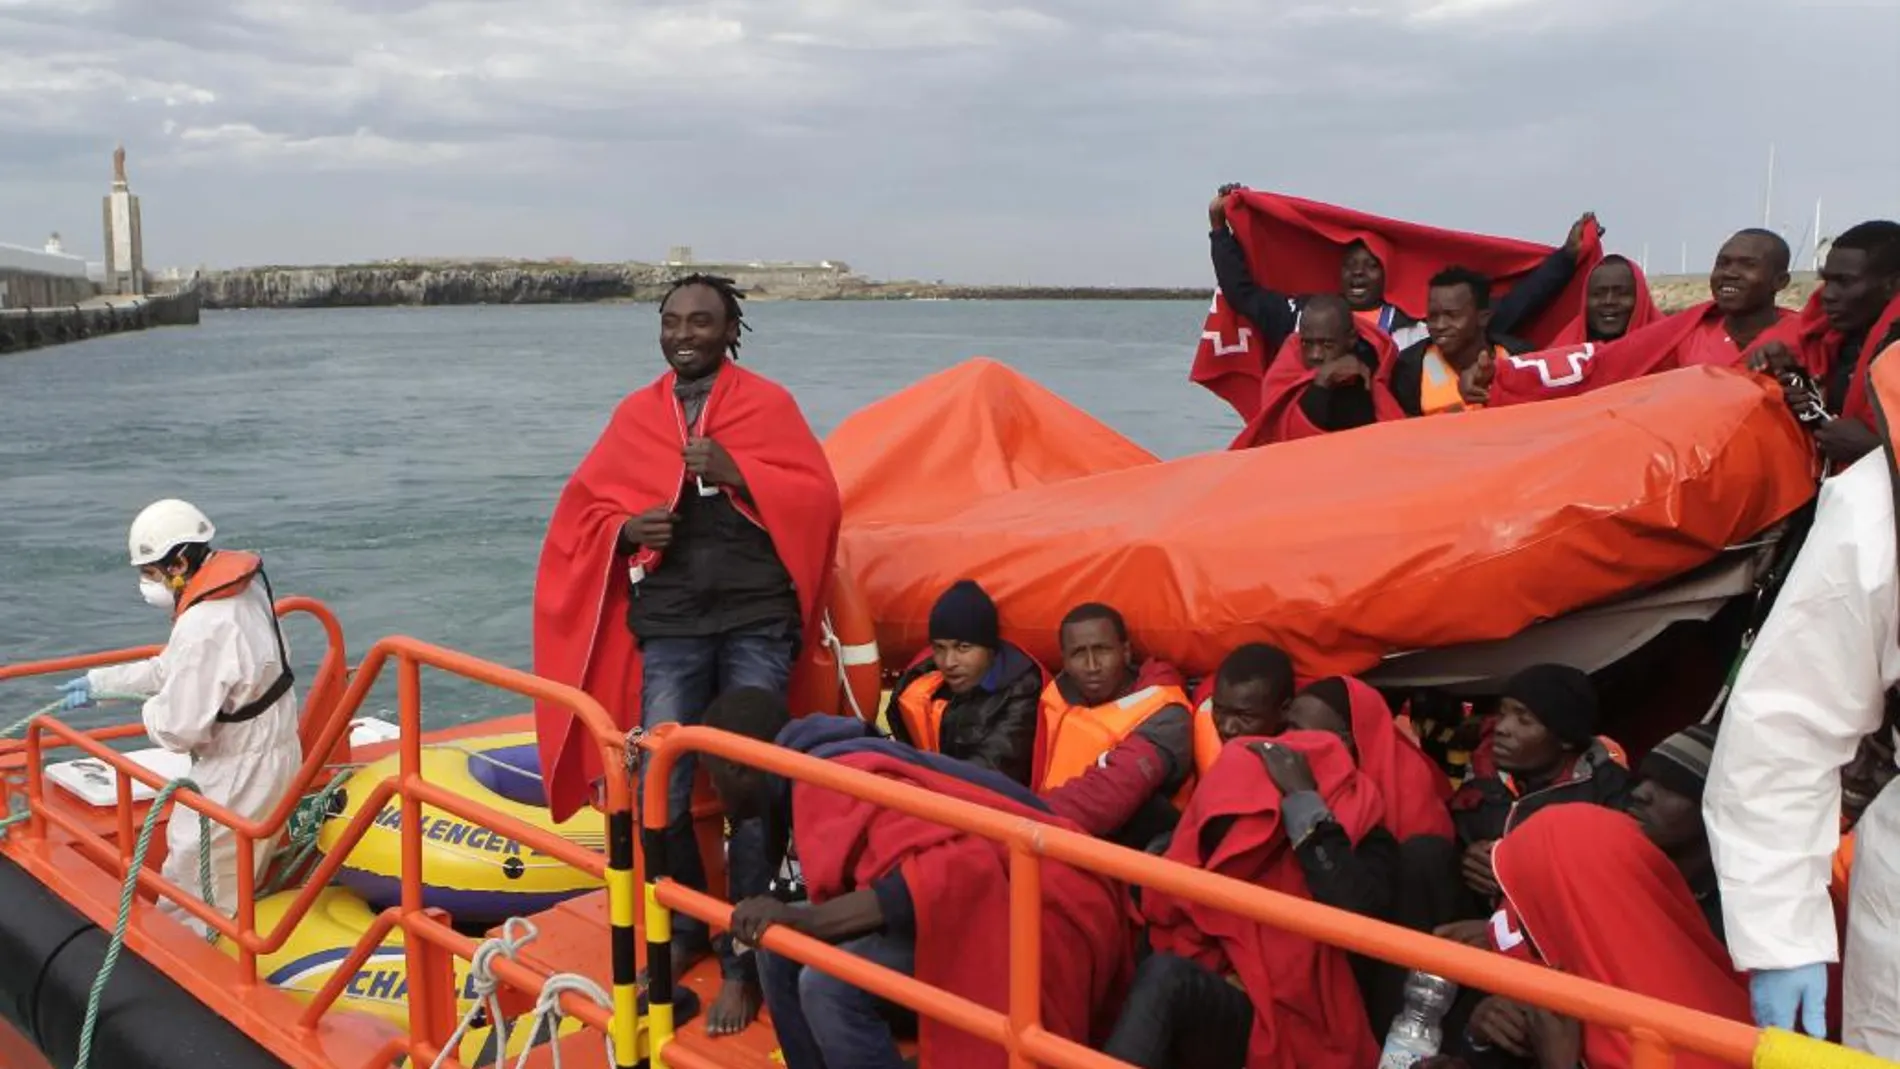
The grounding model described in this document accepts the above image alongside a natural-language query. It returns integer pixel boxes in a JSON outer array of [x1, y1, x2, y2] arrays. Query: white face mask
[[139, 577, 175, 609]]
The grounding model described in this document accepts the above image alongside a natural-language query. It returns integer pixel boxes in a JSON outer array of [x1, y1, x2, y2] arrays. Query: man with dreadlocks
[[534, 274, 843, 1035]]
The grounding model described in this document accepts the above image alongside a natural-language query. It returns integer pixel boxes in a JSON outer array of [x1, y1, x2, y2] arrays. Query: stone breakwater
[[0, 290, 200, 355], [195, 260, 1215, 308], [196, 261, 874, 308], [194, 261, 1824, 311]]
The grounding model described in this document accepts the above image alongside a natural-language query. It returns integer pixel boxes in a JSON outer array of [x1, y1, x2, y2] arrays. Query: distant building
[[666, 246, 694, 266], [101, 143, 145, 296]]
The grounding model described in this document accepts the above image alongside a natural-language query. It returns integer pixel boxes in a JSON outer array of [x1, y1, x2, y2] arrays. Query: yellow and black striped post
[[607, 807, 640, 1067], [640, 821, 676, 1065]]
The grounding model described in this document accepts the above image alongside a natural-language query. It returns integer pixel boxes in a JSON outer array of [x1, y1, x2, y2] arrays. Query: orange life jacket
[[1192, 698, 1224, 778], [1038, 681, 1191, 801], [174, 550, 295, 724], [895, 671, 950, 754]]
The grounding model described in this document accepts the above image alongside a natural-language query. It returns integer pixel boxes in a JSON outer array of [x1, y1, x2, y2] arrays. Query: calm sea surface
[[0, 301, 1232, 728]]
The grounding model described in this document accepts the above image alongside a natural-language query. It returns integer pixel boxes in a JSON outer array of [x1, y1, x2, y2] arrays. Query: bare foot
[[706, 976, 762, 1037]]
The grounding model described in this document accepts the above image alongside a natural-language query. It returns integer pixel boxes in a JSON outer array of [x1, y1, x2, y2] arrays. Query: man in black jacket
[[1451, 664, 1633, 904], [888, 579, 1045, 787]]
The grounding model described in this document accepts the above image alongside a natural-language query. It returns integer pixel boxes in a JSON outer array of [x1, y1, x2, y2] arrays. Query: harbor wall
[[0, 290, 201, 355], [196, 260, 871, 308]]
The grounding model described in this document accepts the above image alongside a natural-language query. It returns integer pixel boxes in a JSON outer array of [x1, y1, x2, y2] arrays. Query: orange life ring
[[787, 565, 883, 721]]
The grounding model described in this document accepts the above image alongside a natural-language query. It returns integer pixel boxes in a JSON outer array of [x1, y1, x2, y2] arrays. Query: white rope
[[820, 613, 869, 722], [428, 917, 539, 1069], [512, 972, 616, 1069]]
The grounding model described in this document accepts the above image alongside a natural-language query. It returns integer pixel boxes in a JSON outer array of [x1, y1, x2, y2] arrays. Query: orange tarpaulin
[[828, 360, 1817, 678], [825, 357, 1159, 527]]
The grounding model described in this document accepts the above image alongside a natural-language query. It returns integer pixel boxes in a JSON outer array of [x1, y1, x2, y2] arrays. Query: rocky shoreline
[[192, 260, 1209, 309], [192, 261, 1817, 312]]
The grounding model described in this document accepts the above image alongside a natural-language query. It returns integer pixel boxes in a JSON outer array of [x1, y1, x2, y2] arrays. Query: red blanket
[[532, 364, 841, 820], [1192, 190, 1603, 417], [1547, 256, 1662, 347], [1488, 304, 1716, 407], [1143, 731, 1383, 1069], [1340, 678, 1453, 841], [1229, 323, 1406, 448], [796, 752, 1133, 1069], [1493, 806, 1750, 1069]]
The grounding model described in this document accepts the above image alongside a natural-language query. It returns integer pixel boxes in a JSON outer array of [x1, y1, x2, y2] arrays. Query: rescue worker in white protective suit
[[1704, 451, 1900, 1054], [53, 500, 303, 934]]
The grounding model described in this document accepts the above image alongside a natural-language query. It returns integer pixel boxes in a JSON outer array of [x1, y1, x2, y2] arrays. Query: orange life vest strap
[[177, 551, 295, 725], [1192, 699, 1223, 778], [1419, 345, 1496, 416], [896, 671, 949, 754]]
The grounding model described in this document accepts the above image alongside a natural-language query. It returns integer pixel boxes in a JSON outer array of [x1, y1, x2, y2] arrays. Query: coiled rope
[[427, 917, 618, 1069]]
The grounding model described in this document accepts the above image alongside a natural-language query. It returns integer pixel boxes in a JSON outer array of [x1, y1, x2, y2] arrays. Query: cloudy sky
[[0, 0, 1893, 285]]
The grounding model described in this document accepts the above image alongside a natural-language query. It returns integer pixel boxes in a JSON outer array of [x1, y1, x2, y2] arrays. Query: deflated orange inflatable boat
[[826, 360, 1818, 678]]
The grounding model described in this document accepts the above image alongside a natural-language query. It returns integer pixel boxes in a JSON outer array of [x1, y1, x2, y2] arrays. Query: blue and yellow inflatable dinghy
[[317, 733, 603, 924]]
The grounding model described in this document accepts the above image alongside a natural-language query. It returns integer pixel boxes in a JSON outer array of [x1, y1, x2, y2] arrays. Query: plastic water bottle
[[1377, 971, 1459, 1069]]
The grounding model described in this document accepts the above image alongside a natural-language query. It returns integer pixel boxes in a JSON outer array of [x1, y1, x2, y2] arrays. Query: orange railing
[[0, 611, 640, 1069], [639, 725, 1872, 1069]]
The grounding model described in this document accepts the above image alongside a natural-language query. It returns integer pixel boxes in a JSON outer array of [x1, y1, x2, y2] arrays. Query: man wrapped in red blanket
[[533, 274, 841, 1032], [708, 693, 1135, 1069], [1109, 731, 1386, 1069]]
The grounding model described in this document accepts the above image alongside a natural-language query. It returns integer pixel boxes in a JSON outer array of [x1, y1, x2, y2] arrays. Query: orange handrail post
[[1008, 838, 1043, 1069], [640, 725, 1772, 1069]]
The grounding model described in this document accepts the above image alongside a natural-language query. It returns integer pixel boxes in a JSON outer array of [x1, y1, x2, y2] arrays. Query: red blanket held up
[[1144, 731, 1384, 1069], [1192, 190, 1604, 420], [796, 751, 1133, 1069], [1229, 322, 1406, 448], [1339, 678, 1454, 842], [532, 364, 841, 821], [1493, 805, 1751, 1069], [1488, 299, 1811, 408]]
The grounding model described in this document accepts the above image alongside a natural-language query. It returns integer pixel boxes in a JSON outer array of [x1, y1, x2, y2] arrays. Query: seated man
[[1229, 294, 1406, 448], [889, 579, 1046, 787], [708, 690, 1133, 1069], [1460, 806, 1751, 1069], [58, 500, 303, 935], [1450, 665, 1633, 908], [1111, 732, 1384, 1069], [1038, 602, 1192, 843], [1391, 267, 1540, 417], [1191, 643, 1299, 775], [1265, 678, 1463, 1034], [1626, 724, 1725, 943]]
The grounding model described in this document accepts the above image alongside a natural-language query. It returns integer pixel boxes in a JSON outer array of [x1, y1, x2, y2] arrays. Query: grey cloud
[[0, 0, 1893, 284]]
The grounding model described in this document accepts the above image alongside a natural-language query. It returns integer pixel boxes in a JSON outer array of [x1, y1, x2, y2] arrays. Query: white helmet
[[127, 499, 216, 567]]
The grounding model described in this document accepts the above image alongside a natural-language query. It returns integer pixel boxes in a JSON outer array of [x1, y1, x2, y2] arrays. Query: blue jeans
[[639, 622, 797, 977], [759, 931, 916, 1069]]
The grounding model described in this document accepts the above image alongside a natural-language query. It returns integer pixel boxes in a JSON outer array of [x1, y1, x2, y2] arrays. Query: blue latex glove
[[56, 676, 93, 712], [1750, 964, 1828, 1037]]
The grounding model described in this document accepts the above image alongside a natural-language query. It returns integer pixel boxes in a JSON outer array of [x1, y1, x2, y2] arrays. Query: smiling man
[[1390, 266, 1539, 416], [532, 272, 842, 1037], [1678, 229, 1795, 365]]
